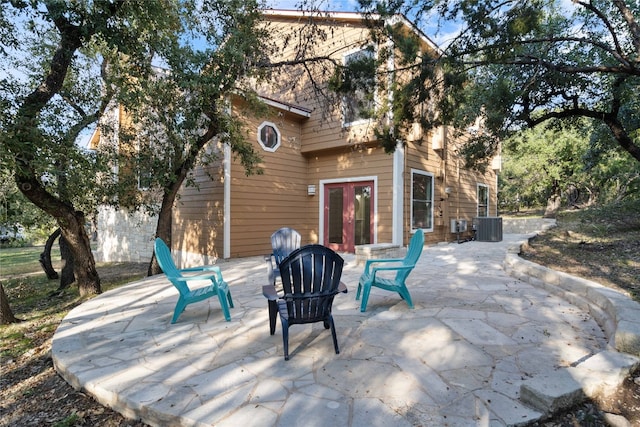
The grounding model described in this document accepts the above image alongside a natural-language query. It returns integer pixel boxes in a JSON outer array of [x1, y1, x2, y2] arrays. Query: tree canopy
[[0, 0, 273, 297], [357, 0, 640, 167], [501, 122, 586, 210]]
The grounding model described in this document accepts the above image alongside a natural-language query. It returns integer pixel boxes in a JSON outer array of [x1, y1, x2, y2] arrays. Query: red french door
[[324, 181, 374, 252]]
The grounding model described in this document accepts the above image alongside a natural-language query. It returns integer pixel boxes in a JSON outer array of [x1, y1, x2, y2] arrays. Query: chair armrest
[[338, 281, 348, 294], [180, 265, 221, 273], [263, 285, 279, 300], [181, 266, 226, 285], [363, 258, 402, 274], [265, 254, 276, 281], [170, 273, 220, 283], [369, 265, 413, 280]]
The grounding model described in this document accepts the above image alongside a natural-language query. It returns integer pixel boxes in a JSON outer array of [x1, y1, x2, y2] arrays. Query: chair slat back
[[279, 245, 344, 323], [155, 238, 189, 295], [396, 229, 424, 280], [271, 227, 301, 266]]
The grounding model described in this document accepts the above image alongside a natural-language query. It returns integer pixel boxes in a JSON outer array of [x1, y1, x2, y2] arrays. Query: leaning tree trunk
[[0, 283, 20, 324], [148, 196, 174, 277], [147, 120, 220, 277], [40, 228, 61, 279], [58, 235, 76, 290], [8, 13, 101, 297], [16, 175, 101, 296], [544, 194, 561, 218]]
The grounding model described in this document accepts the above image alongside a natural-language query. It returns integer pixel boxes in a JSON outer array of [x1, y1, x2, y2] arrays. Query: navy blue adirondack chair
[[154, 238, 233, 323], [263, 244, 347, 360], [355, 229, 424, 312]]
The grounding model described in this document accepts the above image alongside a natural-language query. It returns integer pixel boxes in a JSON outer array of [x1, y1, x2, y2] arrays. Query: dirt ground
[[1, 262, 150, 426], [1, 214, 639, 426]]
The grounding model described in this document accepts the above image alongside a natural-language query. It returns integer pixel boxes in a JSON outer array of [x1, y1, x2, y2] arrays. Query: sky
[[266, 0, 463, 49], [268, 0, 360, 12], [266, 0, 583, 50]]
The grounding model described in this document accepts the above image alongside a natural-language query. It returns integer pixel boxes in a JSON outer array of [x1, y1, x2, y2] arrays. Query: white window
[[477, 184, 489, 217], [411, 170, 434, 231], [257, 121, 281, 152], [342, 48, 376, 126]]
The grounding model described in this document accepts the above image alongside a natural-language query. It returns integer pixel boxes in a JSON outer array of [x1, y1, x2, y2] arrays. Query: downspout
[[387, 17, 404, 246], [393, 144, 404, 246], [441, 126, 448, 242], [223, 100, 232, 259], [223, 143, 231, 259], [457, 156, 461, 221]]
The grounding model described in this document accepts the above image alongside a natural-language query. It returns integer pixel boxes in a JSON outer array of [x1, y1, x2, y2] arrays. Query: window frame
[[341, 47, 377, 128], [257, 121, 281, 152], [411, 169, 435, 232], [477, 183, 489, 217]]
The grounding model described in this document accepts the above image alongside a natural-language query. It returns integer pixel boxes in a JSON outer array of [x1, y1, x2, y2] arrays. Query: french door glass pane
[[354, 185, 371, 245], [328, 188, 343, 244]]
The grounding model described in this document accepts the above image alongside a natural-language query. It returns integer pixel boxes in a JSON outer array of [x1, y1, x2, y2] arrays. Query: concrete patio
[[52, 226, 640, 426]]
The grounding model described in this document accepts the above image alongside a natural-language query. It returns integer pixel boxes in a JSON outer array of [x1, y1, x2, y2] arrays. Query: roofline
[[260, 95, 312, 118], [388, 14, 442, 55], [262, 8, 372, 22], [262, 8, 441, 54]]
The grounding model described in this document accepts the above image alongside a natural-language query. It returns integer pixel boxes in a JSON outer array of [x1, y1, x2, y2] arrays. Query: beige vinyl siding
[[228, 106, 310, 258], [172, 143, 226, 258], [264, 17, 378, 154], [404, 128, 499, 245]]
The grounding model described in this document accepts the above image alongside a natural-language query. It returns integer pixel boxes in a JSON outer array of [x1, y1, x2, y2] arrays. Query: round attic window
[[257, 121, 281, 152]]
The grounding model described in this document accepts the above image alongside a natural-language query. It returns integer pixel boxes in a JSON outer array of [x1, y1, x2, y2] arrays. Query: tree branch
[[456, 35, 636, 72], [612, 0, 640, 58], [573, 0, 625, 60]]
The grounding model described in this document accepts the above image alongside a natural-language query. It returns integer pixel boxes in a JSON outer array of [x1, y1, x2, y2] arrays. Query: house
[[94, 10, 500, 265]]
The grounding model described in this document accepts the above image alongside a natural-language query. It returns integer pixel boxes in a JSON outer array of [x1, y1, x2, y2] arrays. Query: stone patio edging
[[503, 241, 640, 357], [502, 237, 640, 414]]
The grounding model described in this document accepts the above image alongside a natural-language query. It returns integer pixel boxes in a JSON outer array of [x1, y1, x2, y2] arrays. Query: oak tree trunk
[[146, 120, 222, 277], [16, 176, 101, 296], [40, 228, 61, 280], [148, 197, 174, 277], [544, 194, 562, 218], [59, 235, 76, 290], [0, 283, 20, 325]]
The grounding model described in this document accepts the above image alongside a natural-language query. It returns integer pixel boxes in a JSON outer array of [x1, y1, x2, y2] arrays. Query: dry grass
[[0, 250, 148, 426]]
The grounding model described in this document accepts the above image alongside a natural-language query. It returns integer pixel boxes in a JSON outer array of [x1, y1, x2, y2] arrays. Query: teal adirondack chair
[[355, 229, 424, 312], [154, 238, 234, 323]]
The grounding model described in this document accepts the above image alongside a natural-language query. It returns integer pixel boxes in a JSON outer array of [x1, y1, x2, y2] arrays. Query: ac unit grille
[[474, 217, 503, 242]]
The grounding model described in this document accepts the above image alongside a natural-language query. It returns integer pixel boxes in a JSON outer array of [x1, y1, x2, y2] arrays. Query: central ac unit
[[450, 219, 467, 233], [474, 217, 503, 241]]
